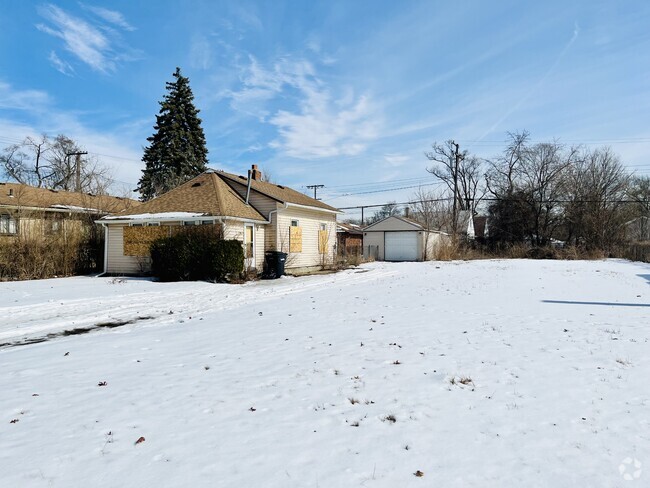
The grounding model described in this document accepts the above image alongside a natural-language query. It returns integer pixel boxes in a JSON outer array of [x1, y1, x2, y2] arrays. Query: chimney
[[251, 164, 262, 181]]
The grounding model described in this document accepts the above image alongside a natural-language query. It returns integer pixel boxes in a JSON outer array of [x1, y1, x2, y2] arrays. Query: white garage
[[363, 216, 447, 262]]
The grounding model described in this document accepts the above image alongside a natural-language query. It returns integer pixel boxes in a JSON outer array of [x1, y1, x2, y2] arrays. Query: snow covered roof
[[103, 212, 210, 221]]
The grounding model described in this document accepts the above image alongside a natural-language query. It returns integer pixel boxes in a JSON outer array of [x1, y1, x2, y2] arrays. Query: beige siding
[[223, 220, 265, 269], [224, 180, 280, 219], [106, 224, 149, 274], [276, 207, 336, 270], [363, 231, 384, 260]]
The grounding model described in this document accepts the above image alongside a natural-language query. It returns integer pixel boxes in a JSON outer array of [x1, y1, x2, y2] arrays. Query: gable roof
[[106, 172, 266, 221], [337, 222, 363, 234], [0, 182, 138, 214], [217, 170, 339, 212], [363, 215, 425, 231]]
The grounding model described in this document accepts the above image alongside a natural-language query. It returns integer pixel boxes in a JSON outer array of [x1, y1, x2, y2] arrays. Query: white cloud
[[36, 4, 136, 74], [190, 36, 212, 70], [48, 51, 74, 76], [384, 153, 409, 167], [82, 4, 135, 31], [0, 80, 144, 191], [0, 81, 50, 111], [229, 56, 380, 159]]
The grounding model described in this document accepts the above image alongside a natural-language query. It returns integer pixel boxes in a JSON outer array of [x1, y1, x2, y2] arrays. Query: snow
[[49, 204, 101, 213], [1, 259, 649, 487], [101, 212, 209, 220]]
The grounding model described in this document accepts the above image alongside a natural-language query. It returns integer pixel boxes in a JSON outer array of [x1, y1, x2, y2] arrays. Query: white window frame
[[291, 219, 299, 227], [0, 214, 17, 235]]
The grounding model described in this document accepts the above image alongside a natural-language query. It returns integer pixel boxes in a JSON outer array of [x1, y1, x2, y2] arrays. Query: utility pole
[[66, 151, 88, 192], [306, 184, 324, 200], [451, 141, 462, 236]]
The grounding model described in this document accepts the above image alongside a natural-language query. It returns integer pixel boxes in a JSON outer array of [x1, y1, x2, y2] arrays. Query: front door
[[244, 224, 255, 269]]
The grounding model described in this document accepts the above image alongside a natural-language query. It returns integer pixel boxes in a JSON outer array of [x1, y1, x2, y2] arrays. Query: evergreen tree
[[137, 67, 208, 201]]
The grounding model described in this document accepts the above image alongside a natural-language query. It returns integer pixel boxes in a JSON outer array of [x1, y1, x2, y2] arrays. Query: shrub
[[150, 231, 244, 282]]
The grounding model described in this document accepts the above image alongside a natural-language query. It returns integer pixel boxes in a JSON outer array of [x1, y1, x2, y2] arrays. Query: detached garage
[[363, 216, 447, 262]]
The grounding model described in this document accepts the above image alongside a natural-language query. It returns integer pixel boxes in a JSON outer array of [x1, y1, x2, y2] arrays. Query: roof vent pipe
[[246, 169, 252, 204]]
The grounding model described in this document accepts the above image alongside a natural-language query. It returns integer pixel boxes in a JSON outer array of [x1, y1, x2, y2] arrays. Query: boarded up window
[[318, 229, 329, 254], [123, 225, 169, 256], [289, 226, 302, 253]]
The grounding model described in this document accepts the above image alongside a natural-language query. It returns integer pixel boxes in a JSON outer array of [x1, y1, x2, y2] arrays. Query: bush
[[150, 232, 244, 282]]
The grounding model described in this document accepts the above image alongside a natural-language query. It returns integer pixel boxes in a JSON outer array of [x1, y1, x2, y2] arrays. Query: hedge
[[150, 232, 244, 282]]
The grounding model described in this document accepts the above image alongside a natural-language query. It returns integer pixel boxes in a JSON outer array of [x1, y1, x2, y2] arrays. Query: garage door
[[385, 232, 418, 261]]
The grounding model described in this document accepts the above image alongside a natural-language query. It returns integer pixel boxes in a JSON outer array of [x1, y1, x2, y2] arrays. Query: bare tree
[[485, 132, 577, 246], [1, 135, 112, 194], [564, 147, 631, 249], [368, 201, 402, 224], [408, 187, 453, 232], [425, 140, 485, 215]]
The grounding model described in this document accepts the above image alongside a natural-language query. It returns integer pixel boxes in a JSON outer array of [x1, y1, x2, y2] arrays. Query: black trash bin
[[263, 251, 287, 279]]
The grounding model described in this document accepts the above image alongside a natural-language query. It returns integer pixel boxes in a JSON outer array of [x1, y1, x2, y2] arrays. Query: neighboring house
[[98, 165, 340, 275], [337, 222, 363, 256], [624, 216, 650, 242], [472, 215, 489, 241], [0, 182, 137, 240], [362, 215, 448, 262], [457, 210, 476, 240]]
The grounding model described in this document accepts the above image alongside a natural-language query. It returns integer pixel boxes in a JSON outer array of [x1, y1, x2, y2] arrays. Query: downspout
[[245, 170, 252, 204]]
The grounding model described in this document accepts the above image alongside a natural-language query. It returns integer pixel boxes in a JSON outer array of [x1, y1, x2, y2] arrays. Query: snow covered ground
[[1, 259, 649, 487]]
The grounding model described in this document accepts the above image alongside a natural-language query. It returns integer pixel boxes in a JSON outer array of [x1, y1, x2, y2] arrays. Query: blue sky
[[1, 1, 649, 216]]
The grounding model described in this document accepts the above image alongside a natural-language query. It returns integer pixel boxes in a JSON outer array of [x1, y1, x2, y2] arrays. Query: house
[[0, 182, 138, 278], [0, 182, 137, 240], [624, 216, 650, 242], [362, 215, 448, 261], [457, 210, 476, 240], [98, 165, 340, 275], [336, 222, 363, 257], [472, 215, 489, 241]]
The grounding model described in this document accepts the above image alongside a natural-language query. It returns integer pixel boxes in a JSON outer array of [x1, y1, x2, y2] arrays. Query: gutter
[[285, 202, 341, 215]]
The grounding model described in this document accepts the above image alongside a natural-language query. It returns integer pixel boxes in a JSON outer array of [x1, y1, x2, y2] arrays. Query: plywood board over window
[[123, 226, 169, 256], [318, 229, 329, 254], [289, 226, 302, 253]]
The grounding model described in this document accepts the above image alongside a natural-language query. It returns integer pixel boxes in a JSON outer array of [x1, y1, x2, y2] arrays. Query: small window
[[130, 223, 144, 227], [147, 222, 160, 227], [45, 215, 63, 235], [182, 221, 199, 226], [320, 223, 327, 231], [291, 220, 299, 227], [201, 220, 214, 225], [0, 214, 17, 235]]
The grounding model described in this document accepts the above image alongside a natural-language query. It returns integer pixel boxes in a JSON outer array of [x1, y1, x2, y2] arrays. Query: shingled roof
[[217, 170, 339, 212], [110, 172, 266, 221], [0, 182, 138, 214]]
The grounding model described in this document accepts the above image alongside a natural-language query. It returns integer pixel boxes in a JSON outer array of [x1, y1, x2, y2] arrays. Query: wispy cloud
[[36, 4, 136, 74], [82, 4, 136, 31], [189, 36, 212, 70], [0, 81, 50, 111], [228, 56, 380, 158], [48, 50, 74, 76]]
